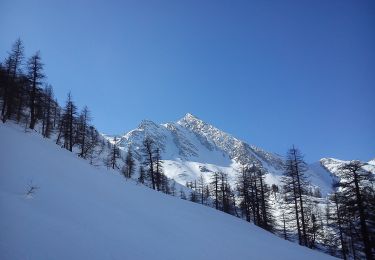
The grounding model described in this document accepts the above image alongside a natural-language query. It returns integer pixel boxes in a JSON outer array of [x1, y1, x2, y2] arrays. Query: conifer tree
[[197, 174, 206, 204], [180, 189, 187, 200], [170, 181, 176, 196], [108, 137, 121, 170], [78, 106, 91, 157], [2, 38, 24, 122], [237, 166, 252, 222], [154, 147, 163, 191], [333, 161, 374, 260], [27, 51, 44, 130], [210, 172, 220, 210], [138, 166, 145, 184], [190, 189, 198, 202], [61, 92, 77, 151], [281, 146, 310, 246], [141, 137, 156, 189], [42, 85, 54, 138], [122, 148, 135, 179]]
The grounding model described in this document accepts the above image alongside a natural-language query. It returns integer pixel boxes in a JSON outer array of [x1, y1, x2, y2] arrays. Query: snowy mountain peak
[[102, 114, 341, 196], [138, 119, 160, 130], [108, 114, 290, 187], [319, 158, 346, 174], [176, 113, 284, 170], [319, 157, 375, 177], [183, 112, 199, 120], [178, 113, 204, 125]]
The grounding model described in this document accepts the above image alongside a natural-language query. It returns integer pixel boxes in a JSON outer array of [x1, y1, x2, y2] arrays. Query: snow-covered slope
[[320, 157, 375, 178], [0, 123, 335, 260], [366, 158, 375, 172], [110, 113, 335, 195]]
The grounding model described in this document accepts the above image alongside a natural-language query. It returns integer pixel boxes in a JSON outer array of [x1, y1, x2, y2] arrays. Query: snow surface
[[306, 162, 336, 196], [0, 123, 335, 260]]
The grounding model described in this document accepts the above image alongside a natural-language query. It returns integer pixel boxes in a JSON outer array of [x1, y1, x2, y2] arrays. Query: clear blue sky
[[1, 0, 374, 162]]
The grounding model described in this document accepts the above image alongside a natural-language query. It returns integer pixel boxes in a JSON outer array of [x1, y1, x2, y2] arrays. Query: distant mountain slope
[[320, 157, 375, 177], [109, 113, 336, 195], [0, 123, 335, 260]]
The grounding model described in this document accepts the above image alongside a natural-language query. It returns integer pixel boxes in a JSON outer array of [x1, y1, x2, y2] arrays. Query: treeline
[[185, 166, 275, 235], [185, 147, 320, 243], [0, 39, 178, 198], [186, 146, 374, 259], [0, 39, 105, 164], [279, 148, 374, 259], [326, 161, 375, 260], [186, 166, 274, 231], [0, 39, 180, 199], [106, 135, 177, 196], [186, 171, 238, 216]]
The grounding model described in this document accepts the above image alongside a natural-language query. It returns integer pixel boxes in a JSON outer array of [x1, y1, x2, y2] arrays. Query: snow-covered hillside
[[0, 123, 338, 260], [320, 157, 375, 176], [108, 113, 336, 195]]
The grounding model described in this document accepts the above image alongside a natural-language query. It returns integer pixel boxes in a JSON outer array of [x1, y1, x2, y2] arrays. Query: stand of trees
[[280, 146, 333, 251], [281, 146, 310, 246], [105, 137, 121, 169], [140, 137, 170, 194], [1, 39, 105, 165], [185, 144, 374, 260], [326, 161, 374, 260], [122, 148, 135, 179], [236, 165, 274, 231]]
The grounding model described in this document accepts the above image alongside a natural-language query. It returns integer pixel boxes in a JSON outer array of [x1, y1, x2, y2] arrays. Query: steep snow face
[[109, 113, 336, 194], [320, 158, 348, 174], [365, 160, 375, 173], [0, 123, 335, 260], [177, 113, 284, 170], [319, 157, 375, 179], [306, 162, 336, 195]]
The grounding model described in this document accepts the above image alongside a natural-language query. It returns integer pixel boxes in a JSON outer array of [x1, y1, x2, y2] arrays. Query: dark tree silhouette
[[27, 51, 44, 130], [107, 137, 121, 170], [334, 161, 374, 260], [2, 38, 24, 122], [77, 106, 91, 157], [141, 137, 156, 189], [122, 148, 135, 179], [281, 146, 310, 246], [210, 172, 220, 210], [138, 166, 145, 184], [154, 147, 163, 191], [42, 85, 54, 138]]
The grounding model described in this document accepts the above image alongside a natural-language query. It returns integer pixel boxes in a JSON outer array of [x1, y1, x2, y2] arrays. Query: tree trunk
[[293, 148, 307, 246], [29, 76, 36, 129], [334, 193, 347, 260]]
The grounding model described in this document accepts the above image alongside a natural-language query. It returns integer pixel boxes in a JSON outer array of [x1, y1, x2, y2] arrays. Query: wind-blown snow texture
[[110, 113, 337, 195], [0, 123, 336, 260]]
